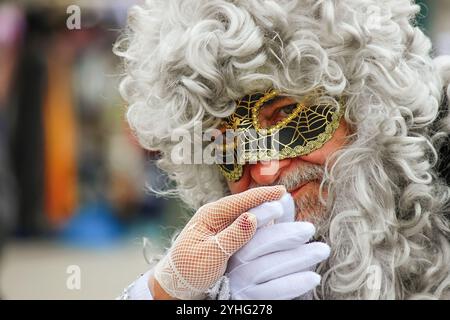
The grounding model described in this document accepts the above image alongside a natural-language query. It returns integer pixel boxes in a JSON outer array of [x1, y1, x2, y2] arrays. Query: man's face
[[225, 94, 349, 222]]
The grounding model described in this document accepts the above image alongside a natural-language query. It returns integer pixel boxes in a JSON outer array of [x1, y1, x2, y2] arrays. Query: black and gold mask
[[216, 89, 344, 181]]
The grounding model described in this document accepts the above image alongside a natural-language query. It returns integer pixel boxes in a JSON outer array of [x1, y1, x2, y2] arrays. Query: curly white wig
[[115, 0, 450, 299]]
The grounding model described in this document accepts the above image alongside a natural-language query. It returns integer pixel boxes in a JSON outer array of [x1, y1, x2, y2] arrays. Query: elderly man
[[115, 0, 450, 299]]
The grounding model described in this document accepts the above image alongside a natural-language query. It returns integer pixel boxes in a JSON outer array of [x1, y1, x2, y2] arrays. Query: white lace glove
[[226, 194, 330, 300], [154, 185, 286, 300]]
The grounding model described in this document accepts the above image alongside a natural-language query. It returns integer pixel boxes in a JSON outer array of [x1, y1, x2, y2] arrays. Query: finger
[[233, 222, 316, 263], [229, 242, 329, 286], [234, 271, 321, 300], [213, 212, 257, 256], [199, 185, 286, 229], [248, 201, 284, 229], [275, 193, 295, 223], [254, 242, 330, 284]]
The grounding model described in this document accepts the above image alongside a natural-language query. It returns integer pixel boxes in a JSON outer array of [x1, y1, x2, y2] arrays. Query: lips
[[288, 181, 310, 197], [288, 178, 322, 198]]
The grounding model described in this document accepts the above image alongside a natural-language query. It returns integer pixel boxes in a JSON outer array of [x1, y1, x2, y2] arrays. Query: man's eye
[[279, 103, 298, 117]]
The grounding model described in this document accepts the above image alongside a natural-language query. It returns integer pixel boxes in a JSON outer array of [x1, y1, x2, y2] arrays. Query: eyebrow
[[267, 95, 287, 104], [262, 95, 289, 107], [261, 95, 298, 110]]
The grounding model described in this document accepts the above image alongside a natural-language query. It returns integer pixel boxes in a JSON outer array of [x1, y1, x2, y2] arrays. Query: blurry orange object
[[43, 35, 78, 226]]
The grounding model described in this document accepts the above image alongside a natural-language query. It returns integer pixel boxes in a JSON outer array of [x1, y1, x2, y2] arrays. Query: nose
[[249, 159, 292, 185]]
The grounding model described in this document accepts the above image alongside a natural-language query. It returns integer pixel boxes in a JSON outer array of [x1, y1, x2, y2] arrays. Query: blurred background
[[0, 0, 189, 299], [0, 0, 448, 299]]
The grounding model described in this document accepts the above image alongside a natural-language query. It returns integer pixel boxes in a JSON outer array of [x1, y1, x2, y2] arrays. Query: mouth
[[288, 178, 322, 198], [288, 181, 310, 198]]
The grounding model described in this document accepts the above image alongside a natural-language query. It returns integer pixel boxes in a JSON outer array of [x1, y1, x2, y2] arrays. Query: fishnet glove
[[154, 185, 286, 299]]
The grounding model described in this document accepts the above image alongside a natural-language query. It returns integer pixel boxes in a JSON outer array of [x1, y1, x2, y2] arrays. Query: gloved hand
[[153, 185, 286, 299], [226, 193, 330, 300]]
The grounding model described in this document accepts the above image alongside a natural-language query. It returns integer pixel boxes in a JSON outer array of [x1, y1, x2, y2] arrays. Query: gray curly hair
[[114, 0, 450, 299]]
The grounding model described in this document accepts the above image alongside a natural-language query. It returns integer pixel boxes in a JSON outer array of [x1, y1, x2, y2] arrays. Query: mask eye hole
[[253, 91, 304, 132], [277, 103, 298, 121], [258, 101, 301, 128], [279, 104, 297, 117]]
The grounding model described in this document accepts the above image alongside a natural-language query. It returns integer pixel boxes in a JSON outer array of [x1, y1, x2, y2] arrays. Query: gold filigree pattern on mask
[[216, 89, 345, 182]]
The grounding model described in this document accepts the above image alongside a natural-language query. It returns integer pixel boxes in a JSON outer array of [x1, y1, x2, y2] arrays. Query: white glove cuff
[[117, 269, 154, 300], [206, 275, 231, 300]]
